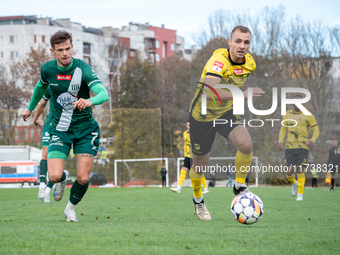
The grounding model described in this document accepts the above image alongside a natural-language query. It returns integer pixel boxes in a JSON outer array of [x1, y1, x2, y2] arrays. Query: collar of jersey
[[56, 59, 73, 71], [227, 49, 246, 66], [293, 110, 302, 114]]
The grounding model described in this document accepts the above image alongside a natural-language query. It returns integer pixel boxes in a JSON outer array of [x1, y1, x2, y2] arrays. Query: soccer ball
[[230, 192, 263, 225]]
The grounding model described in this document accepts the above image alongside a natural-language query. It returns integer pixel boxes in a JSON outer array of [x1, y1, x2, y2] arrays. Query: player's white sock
[[193, 196, 203, 203], [177, 186, 182, 191], [235, 181, 246, 189], [66, 201, 76, 211], [45, 187, 51, 196], [39, 182, 46, 189]]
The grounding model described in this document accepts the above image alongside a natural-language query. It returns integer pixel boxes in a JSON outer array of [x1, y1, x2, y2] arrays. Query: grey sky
[[2, 0, 339, 47]]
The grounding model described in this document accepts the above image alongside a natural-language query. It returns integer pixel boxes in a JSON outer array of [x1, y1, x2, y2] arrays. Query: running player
[[189, 26, 263, 220], [171, 121, 209, 194], [327, 138, 339, 191], [278, 95, 319, 201], [22, 30, 109, 221], [34, 87, 54, 203]]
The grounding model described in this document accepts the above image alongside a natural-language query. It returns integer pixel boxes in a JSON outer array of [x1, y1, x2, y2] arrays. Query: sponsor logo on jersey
[[50, 83, 58, 86], [294, 116, 301, 119], [212, 61, 224, 73], [233, 68, 243, 74], [56, 92, 78, 111], [51, 135, 60, 141], [57, 75, 72, 80]]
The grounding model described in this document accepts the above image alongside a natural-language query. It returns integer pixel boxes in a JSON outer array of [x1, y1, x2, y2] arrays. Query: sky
[[1, 0, 340, 47]]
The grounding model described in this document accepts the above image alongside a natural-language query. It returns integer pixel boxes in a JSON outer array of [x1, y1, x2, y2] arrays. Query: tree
[[155, 55, 192, 156], [0, 62, 29, 145], [15, 45, 53, 95], [119, 56, 157, 108]]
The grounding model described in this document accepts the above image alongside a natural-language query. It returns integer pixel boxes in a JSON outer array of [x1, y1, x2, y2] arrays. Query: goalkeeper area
[[114, 157, 259, 187], [114, 158, 169, 187]]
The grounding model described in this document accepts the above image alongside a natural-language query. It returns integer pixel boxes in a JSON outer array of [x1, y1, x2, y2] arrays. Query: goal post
[[114, 158, 169, 187], [176, 156, 259, 187]]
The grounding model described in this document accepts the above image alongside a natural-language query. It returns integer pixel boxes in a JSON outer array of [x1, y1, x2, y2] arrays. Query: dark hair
[[50, 30, 72, 49], [230, 26, 251, 39]]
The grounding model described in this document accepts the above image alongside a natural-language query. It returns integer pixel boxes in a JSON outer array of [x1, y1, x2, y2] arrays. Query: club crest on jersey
[[56, 91, 78, 111], [57, 75, 71, 80], [212, 61, 224, 73], [70, 81, 80, 91], [233, 68, 243, 74]]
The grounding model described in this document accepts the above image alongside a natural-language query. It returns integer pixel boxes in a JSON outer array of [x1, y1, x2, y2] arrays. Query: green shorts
[[42, 123, 52, 147], [48, 121, 100, 158]]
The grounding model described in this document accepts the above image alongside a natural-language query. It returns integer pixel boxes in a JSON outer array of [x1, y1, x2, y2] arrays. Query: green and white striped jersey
[[40, 58, 101, 132]]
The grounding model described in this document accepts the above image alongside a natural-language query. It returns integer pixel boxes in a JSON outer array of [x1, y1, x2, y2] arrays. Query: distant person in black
[[160, 165, 167, 187], [328, 139, 340, 191]]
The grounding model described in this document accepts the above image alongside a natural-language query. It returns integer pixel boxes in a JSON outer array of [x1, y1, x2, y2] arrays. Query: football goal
[[114, 158, 169, 187]]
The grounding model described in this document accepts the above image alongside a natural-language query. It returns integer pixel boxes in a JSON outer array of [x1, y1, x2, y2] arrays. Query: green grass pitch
[[0, 187, 339, 255]]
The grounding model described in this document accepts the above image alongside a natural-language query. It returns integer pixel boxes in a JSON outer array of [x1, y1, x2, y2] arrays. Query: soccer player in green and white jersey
[[22, 30, 109, 222], [33, 86, 54, 203]]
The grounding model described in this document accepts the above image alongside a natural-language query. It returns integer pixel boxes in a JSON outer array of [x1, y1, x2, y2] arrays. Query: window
[[10, 51, 18, 59], [75, 39, 81, 51], [155, 40, 159, 48], [30, 129, 34, 141], [171, 43, 175, 51], [90, 44, 95, 52], [35, 35, 45, 43], [0, 36, 3, 44], [0, 52, 3, 58], [163, 42, 167, 58], [155, 54, 160, 62], [9, 35, 18, 43]]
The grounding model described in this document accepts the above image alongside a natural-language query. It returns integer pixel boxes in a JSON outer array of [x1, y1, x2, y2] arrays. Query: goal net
[[175, 157, 259, 187], [114, 158, 169, 187]]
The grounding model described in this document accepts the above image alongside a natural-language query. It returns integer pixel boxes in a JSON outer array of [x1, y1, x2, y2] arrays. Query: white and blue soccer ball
[[230, 192, 264, 225]]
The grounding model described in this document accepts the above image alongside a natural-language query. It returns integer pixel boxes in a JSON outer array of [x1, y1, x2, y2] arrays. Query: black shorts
[[190, 110, 243, 155], [183, 157, 192, 169], [284, 149, 309, 166]]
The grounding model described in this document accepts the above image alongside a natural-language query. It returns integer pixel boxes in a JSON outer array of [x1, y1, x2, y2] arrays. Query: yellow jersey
[[183, 130, 191, 158], [281, 109, 318, 150], [190, 48, 256, 122]]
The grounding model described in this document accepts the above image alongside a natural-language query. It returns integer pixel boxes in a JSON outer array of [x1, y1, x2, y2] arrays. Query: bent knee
[[48, 174, 61, 183], [77, 176, 89, 185], [239, 140, 253, 154]]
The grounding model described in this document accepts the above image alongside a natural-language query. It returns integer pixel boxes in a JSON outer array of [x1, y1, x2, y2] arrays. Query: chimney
[[161, 24, 165, 28]]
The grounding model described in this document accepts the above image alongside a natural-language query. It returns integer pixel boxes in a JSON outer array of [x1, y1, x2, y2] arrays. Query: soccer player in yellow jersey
[[171, 121, 209, 194], [278, 95, 319, 201], [189, 26, 265, 220]]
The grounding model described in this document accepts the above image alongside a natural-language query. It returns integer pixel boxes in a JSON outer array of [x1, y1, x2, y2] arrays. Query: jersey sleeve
[[42, 86, 51, 101], [308, 114, 318, 127], [82, 61, 101, 88], [40, 63, 49, 85], [205, 55, 228, 78]]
